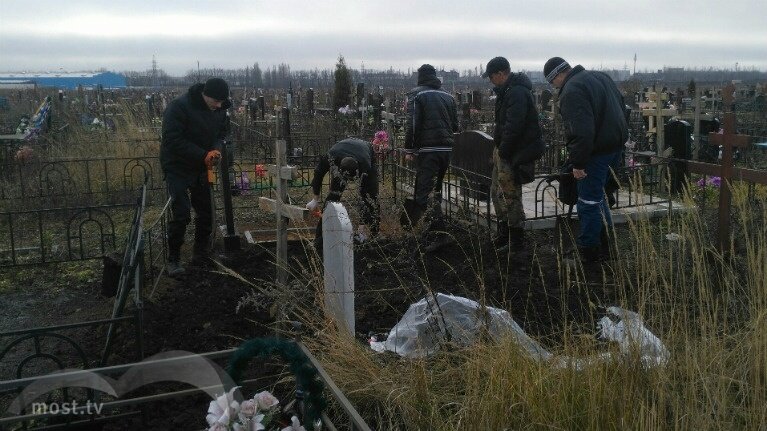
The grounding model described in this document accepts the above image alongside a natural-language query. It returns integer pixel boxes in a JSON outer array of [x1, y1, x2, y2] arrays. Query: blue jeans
[[576, 151, 622, 248]]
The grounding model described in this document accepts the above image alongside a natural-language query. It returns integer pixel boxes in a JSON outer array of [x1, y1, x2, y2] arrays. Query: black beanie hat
[[339, 156, 359, 178], [417, 64, 437, 84], [543, 57, 570, 83], [203, 77, 229, 100]]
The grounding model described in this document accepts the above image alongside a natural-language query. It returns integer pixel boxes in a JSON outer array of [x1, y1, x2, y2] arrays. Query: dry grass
[[295, 179, 767, 430]]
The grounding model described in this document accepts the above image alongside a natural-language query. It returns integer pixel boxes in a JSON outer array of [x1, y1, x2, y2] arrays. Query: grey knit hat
[[543, 57, 570, 83]]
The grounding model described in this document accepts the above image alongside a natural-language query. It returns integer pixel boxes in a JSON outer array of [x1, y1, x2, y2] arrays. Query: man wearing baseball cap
[[543, 57, 627, 263], [161, 77, 232, 275], [483, 56, 545, 254]]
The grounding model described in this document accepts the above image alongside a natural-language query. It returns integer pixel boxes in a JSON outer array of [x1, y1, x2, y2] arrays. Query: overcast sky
[[1, 0, 765, 76]]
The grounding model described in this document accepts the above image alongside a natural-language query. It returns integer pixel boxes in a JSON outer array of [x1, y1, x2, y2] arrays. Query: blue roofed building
[[0, 71, 126, 89]]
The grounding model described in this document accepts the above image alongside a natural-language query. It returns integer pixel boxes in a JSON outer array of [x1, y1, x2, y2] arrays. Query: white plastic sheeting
[[370, 293, 669, 369], [369, 293, 551, 360]]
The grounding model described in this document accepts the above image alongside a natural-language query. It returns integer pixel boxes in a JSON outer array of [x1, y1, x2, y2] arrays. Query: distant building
[[0, 79, 36, 90], [0, 71, 126, 89]]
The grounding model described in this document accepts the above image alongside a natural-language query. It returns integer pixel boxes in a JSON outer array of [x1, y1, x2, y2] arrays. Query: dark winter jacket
[[161, 83, 231, 178], [558, 65, 628, 169], [493, 72, 545, 183], [405, 77, 459, 152], [311, 138, 376, 196]]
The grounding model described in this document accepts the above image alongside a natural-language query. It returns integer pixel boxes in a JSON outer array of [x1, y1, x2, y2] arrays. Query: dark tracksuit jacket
[[405, 77, 459, 208]]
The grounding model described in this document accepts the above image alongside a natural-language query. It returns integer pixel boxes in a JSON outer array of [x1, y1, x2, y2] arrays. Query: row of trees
[[121, 57, 469, 89], [121, 58, 767, 90]]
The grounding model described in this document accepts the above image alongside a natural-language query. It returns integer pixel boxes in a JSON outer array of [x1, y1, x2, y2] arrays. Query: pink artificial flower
[[253, 391, 279, 411], [255, 164, 267, 178], [374, 130, 389, 142]]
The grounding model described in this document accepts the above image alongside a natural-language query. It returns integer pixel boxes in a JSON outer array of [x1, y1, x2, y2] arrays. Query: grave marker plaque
[[451, 131, 495, 202], [322, 202, 355, 336]]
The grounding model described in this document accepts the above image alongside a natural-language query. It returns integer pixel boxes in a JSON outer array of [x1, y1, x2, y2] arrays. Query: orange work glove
[[204, 150, 221, 167]]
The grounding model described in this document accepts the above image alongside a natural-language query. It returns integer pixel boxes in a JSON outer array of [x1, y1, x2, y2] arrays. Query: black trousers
[[166, 172, 213, 258], [413, 151, 449, 228]]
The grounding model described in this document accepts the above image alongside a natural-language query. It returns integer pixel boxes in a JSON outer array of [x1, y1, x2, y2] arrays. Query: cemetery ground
[[2, 187, 766, 429]]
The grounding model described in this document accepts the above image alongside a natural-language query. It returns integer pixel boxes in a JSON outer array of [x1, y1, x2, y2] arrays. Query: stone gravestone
[[322, 202, 355, 336], [472, 90, 482, 110], [540, 89, 552, 113], [451, 130, 495, 202]]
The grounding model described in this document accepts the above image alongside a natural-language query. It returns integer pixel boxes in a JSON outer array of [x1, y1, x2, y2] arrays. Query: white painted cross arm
[[266, 164, 302, 181], [258, 197, 310, 221]]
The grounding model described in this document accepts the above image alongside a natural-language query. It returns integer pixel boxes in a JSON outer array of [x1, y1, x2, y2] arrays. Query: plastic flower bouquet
[[205, 388, 306, 431], [372, 130, 390, 156]]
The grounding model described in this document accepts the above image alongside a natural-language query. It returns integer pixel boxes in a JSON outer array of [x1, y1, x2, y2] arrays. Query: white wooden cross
[[258, 139, 310, 288]]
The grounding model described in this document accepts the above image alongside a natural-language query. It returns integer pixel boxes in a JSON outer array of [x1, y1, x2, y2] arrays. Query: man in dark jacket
[[307, 138, 380, 245], [484, 56, 545, 252], [161, 77, 231, 275], [402, 64, 459, 231], [544, 57, 627, 262]]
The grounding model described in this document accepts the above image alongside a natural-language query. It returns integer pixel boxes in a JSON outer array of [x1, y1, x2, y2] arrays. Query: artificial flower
[[254, 391, 280, 411], [255, 164, 268, 179], [207, 387, 240, 428], [280, 415, 306, 431]]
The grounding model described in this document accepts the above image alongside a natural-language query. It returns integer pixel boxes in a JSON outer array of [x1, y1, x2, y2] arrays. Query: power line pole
[[633, 53, 637, 75]]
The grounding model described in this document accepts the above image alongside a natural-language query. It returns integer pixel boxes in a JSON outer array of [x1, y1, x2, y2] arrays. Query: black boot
[[492, 221, 509, 249], [578, 245, 603, 264], [400, 198, 424, 231], [508, 227, 526, 251], [191, 241, 212, 266], [167, 248, 184, 276], [599, 229, 612, 260]]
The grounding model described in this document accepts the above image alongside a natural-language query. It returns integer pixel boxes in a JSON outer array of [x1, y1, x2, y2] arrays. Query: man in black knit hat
[[401, 64, 459, 234], [543, 57, 627, 263], [161, 77, 231, 275]]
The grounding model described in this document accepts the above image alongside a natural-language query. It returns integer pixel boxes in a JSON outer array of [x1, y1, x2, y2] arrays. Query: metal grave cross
[[708, 84, 751, 252], [258, 139, 309, 287]]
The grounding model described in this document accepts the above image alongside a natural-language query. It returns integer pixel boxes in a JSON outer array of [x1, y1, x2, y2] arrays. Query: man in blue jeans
[[544, 57, 628, 263]]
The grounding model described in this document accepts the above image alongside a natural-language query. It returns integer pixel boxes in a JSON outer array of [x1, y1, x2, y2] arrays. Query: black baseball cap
[[482, 57, 510, 78]]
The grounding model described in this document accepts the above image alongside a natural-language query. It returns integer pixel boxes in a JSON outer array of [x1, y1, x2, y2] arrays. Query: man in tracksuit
[[402, 64, 459, 231], [161, 77, 231, 275], [544, 57, 628, 263], [483, 56, 545, 253], [306, 138, 380, 245]]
